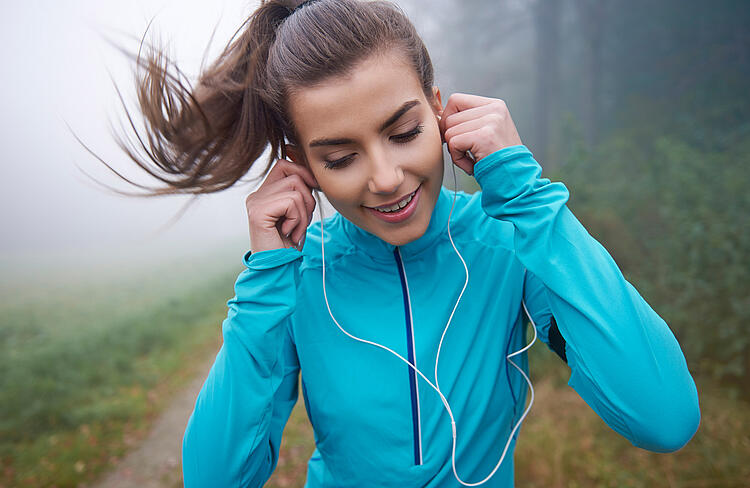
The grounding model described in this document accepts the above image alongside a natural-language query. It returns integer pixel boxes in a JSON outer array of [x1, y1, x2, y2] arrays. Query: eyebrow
[[308, 99, 421, 148]]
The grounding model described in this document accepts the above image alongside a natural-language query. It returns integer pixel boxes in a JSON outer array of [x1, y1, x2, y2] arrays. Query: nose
[[367, 150, 404, 194]]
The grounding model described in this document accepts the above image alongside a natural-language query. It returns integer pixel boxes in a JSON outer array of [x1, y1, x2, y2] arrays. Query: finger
[[446, 129, 483, 175], [452, 156, 474, 175], [248, 193, 298, 251], [264, 158, 319, 190], [261, 174, 316, 223], [287, 190, 309, 246], [274, 191, 306, 239], [253, 190, 300, 234], [443, 114, 498, 144], [439, 93, 494, 134], [443, 103, 505, 133], [290, 192, 309, 245]]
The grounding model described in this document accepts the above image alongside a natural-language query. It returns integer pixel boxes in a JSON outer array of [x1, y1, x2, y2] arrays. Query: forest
[[418, 0, 749, 392]]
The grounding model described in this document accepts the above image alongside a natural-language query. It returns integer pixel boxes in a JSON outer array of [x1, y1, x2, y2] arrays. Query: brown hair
[[110, 0, 435, 196]]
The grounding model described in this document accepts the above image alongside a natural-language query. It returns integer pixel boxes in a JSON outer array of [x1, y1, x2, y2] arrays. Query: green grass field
[[0, 250, 242, 487]]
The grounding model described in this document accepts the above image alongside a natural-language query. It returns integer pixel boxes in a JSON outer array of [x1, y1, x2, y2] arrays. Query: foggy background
[[1, 0, 263, 277], [1, 0, 748, 486]]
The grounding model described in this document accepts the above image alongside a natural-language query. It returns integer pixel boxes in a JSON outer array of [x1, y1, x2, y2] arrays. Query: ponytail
[[114, 1, 296, 196]]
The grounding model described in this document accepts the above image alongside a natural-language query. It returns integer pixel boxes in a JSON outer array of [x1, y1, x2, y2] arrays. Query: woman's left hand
[[439, 93, 523, 175]]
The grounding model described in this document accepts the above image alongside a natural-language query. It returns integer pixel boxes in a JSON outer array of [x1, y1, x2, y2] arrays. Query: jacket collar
[[339, 186, 454, 262]]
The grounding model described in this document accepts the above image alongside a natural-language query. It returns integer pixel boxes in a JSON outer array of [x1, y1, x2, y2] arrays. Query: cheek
[[314, 168, 367, 209], [412, 126, 444, 175]]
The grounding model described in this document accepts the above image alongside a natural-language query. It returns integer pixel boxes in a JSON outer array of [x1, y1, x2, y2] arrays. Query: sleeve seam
[[239, 399, 273, 487]]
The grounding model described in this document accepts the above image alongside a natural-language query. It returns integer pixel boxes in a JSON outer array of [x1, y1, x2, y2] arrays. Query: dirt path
[[89, 355, 215, 488]]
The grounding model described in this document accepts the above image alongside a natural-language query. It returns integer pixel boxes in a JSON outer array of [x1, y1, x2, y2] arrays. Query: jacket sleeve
[[473, 145, 700, 453], [182, 247, 303, 487]]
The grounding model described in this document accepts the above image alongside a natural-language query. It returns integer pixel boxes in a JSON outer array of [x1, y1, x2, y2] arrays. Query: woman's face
[[288, 50, 444, 247]]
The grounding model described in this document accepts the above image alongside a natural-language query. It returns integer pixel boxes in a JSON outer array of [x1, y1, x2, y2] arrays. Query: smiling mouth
[[367, 187, 419, 213], [363, 184, 422, 224]]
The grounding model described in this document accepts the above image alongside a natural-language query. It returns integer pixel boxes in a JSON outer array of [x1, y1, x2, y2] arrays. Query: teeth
[[375, 191, 415, 213]]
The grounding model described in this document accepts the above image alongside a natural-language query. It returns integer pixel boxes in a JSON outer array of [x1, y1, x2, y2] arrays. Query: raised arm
[[439, 93, 700, 452], [476, 145, 700, 452]]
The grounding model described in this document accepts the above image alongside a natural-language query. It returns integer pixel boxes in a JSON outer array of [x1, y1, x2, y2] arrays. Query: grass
[[514, 348, 750, 488], [265, 346, 750, 488], [0, 250, 241, 487]]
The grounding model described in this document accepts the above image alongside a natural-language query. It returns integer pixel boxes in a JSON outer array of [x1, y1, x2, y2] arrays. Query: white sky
[[0, 0, 266, 273]]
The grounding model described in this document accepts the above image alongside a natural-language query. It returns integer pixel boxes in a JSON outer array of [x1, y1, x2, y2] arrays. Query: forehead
[[288, 51, 426, 144]]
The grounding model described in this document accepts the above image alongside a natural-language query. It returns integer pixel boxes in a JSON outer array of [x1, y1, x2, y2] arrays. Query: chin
[[379, 223, 428, 247]]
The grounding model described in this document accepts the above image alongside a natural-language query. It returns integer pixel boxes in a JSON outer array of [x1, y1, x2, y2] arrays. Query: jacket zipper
[[394, 248, 423, 466]]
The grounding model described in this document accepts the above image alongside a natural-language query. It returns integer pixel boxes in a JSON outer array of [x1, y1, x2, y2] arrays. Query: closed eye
[[324, 154, 355, 170], [322, 125, 425, 170], [391, 124, 424, 143]]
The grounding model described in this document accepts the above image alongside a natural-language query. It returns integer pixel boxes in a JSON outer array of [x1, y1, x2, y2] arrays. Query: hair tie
[[292, 0, 320, 14]]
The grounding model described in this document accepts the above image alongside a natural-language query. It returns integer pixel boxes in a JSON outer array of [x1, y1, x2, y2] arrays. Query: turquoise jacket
[[182, 145, 700, 487]]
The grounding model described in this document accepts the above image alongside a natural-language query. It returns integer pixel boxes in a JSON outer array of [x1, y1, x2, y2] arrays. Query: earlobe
[[285, 144, 305, 165]]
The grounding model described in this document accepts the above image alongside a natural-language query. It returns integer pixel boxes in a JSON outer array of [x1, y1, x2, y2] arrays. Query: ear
[[285, 143, 321, 190], [429, 86, 443, 118], [285, 143, 305, 165]]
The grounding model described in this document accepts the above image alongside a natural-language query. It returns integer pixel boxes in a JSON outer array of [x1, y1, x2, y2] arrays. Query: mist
[[0, 1, 267, 277]]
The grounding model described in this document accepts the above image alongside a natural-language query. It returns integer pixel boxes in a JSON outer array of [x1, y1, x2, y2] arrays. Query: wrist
[[473, 144, 532, 180], [249, 227, 287, 253]]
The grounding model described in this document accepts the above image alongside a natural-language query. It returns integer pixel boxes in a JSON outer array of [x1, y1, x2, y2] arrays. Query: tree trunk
[[533, 0, 561, 167], [576, 0, 606, 147]]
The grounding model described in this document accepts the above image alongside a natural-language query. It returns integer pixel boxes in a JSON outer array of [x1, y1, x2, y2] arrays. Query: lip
[[364, 184, 422, 224], [366, 185, 420, 209]]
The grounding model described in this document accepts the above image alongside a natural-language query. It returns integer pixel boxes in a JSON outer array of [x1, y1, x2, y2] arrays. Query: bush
[[553, 117, 750, 392]]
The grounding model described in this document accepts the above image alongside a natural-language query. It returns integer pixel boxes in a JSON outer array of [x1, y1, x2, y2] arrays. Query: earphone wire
[[316, 158, 537, 486]]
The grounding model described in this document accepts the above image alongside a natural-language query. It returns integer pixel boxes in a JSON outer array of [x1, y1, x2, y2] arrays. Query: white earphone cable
[[315, 159, 537, 486]]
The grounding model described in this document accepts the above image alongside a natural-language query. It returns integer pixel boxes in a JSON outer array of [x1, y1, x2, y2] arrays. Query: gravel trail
[[89, 355, 214, 488]]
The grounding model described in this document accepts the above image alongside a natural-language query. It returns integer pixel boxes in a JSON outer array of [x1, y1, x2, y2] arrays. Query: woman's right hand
[[245, 159, 318, 253]]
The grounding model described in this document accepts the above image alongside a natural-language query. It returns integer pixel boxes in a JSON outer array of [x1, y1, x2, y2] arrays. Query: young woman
[[116, 0, 700, 486]]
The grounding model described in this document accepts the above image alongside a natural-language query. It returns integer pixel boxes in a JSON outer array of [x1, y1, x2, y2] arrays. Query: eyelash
[[391, 124, 424, 143], [323, 125, 425, 169]]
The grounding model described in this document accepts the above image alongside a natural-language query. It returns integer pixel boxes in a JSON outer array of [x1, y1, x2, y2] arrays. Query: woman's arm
[[439, 93, 700, 452], [182, 247, 303, 487], [475, 145, 700, 452]]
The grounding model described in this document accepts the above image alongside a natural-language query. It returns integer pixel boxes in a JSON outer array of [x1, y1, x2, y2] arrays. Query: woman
[[117, 0, 700, 486]]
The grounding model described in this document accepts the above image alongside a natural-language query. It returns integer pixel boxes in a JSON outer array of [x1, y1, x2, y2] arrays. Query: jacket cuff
[[242, 247, 303, 270], [473, 144, 535, 185]]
